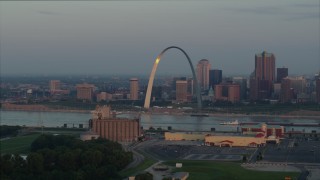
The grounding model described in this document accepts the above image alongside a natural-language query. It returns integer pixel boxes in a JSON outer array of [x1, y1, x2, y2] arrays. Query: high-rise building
[[76, 83, 95, 101], [279, 77, 307, 103], [214, 83, 240, 103], [187, 78, 194, 96], [250, 51, 275, 100], [255, 51, 275, 81], [316, 79, 320, 103], [280, 78, 293, 103], [49, 80, 60, 93], [209, 69, 222, 89], [130, 78, 139, 100], [197, 59, 211, 90], [172, 77, 187, 91], [249, 79, 259, 101], [176, 80, 188, 102], [290, 77, 306, 94], [277, 67, 288, 83], [233, 77, 247, 100]]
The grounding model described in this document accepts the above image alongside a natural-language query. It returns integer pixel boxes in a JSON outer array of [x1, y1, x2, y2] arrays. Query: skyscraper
[[250, 51, 275, 100], [209, 69, 222, 89], [176, 80, 188, 102], [130, 78, 139, 100], [316, 79, 320, 103], [277, 67, 288, 83], [197, 59, 211, 90], [280, 78, 293, 103], [255, 51, 275, 81]]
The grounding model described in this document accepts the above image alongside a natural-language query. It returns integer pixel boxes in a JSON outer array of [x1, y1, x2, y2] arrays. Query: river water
[[1, 110, 320, 132]]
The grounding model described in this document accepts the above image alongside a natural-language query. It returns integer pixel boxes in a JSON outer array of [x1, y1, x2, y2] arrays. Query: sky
[[0, 0, 319, 77]]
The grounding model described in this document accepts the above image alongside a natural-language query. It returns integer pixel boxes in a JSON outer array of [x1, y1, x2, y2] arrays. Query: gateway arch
[[144, 46, 202, 109]]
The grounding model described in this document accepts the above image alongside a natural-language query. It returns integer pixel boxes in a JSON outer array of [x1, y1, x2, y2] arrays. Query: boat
[[190, 113, 209, 117], [220, 120, 239, 125]]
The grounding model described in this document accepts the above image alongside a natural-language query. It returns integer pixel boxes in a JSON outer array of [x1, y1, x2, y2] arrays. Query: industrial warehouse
[[83, 105, 141, 142], [165, 123, 284, 147]]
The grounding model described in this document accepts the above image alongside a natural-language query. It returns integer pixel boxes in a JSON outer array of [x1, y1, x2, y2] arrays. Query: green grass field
[[165, 160, 299, 180], [0, 133, 41, 154]]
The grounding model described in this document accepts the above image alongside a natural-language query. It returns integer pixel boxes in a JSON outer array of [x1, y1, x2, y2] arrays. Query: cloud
[[291, 3, 319, 8], [232, 6, 282, 15], [225, 4, 319, 21], [36, 11, 60, 15], [285, 12, 319, 21]]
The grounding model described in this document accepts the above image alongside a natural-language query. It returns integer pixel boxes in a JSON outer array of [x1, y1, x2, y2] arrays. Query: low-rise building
[[165, 123, 283, 147], [204, 134, 266, 147], [165, 132, 206, 141]]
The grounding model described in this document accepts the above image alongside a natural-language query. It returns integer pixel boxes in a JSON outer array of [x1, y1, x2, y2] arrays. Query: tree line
[[0, 125, 21, 138], [0, 134, 133, 180]]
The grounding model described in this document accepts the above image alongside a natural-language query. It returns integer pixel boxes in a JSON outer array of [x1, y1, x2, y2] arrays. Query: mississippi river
[[1, 110, 320, 132]]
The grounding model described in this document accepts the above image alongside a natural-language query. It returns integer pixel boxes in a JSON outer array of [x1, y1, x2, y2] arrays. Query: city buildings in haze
[[76, 83, 95, 101], [49, 80, 60, 94]]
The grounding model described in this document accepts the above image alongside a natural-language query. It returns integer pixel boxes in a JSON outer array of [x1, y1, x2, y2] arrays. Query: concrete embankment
[[1, 103, 90, 113]]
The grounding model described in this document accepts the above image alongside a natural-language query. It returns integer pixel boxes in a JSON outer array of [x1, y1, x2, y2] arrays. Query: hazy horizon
[[1, 0, 319, 76]]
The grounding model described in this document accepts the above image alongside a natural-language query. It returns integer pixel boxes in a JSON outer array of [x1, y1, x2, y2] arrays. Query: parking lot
[[144, 140, 257, 161], [263, 138, 320, 163]]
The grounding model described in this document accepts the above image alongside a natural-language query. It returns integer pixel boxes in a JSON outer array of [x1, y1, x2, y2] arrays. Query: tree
[[27, 153, 44, 174], [135, 172, 153, 180]]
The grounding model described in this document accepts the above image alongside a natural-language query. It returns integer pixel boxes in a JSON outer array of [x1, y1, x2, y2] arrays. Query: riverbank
[[1, 103, 90, 113], [2, 103, 320, 120]]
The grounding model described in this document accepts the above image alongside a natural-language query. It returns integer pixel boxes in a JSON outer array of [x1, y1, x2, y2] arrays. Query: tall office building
[[255, 51, 275, 81], [250, 51, 275, 100], [197, 59, 211, 90], [214, 83, 240, 103], [130, 78, 139, 100], [76, 83, 95, 101], [280, 78, 293, 103], [233, 77, 247, 100], [176, 80, 188, 102], [316, 79, 320, 103], [209, 69, 222, 89], [279, 77, 307, 103], [172, 77, 187, 91], [49, 80, 60, 93], [187, 78, 194, 96], [277, 67, 288, 83]]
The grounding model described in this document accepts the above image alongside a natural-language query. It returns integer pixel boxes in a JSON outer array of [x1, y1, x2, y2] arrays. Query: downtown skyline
[[0, 0, 319, 76]]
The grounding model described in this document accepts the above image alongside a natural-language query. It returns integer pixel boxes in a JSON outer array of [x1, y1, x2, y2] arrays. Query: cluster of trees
[[1, 134, 133, 180], [0, 125, 21, 138]]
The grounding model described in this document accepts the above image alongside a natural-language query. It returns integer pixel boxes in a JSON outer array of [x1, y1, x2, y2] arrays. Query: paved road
[[121, 142, 145, 171]]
